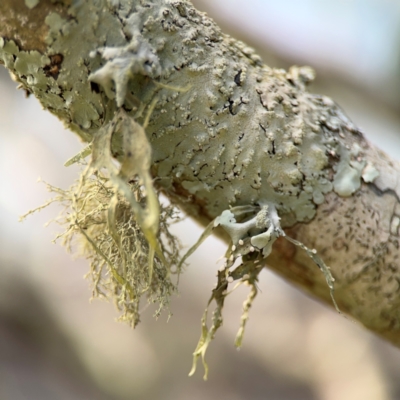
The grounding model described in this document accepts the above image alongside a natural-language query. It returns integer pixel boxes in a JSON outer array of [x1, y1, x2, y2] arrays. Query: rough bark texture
[[1, 0, 400, 347]]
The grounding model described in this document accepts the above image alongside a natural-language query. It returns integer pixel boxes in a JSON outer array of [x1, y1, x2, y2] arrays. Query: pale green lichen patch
[[333, 163, 362, 197], [0, 1, 128, 139], [44, 12, 66, 40], [333, 143, 366, 197], [362, 162, 380, 183], [25, 0, 39, 9]]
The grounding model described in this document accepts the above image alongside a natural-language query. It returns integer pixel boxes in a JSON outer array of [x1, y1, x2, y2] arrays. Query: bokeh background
[[1, 1, 400, 399]]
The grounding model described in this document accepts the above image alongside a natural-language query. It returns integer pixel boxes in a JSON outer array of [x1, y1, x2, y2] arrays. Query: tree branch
[[1, 0, 400, 348]]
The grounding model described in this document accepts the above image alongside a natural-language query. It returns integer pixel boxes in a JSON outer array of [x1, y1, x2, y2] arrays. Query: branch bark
[[1, 0, 400, 348]]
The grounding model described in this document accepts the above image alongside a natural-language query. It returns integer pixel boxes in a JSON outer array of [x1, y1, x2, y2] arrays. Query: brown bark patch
[[0, 0, 68, 53]]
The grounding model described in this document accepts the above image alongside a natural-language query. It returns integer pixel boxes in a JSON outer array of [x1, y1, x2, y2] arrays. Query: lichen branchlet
[[182, 204, 340, 379]]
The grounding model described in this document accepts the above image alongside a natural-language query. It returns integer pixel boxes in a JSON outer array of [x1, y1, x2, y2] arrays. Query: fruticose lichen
[[21, 111, 182, 326], [40, 175, 180, 326], [2, 0, 384, 380], [180, 203, 339, 379]]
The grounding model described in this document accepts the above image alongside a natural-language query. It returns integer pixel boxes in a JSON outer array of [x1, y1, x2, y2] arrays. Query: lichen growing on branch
[[22, 170, 182, 327], [5, 0, 400, 379], [182, 204, 340, 379], [21, 109, 183, 326]]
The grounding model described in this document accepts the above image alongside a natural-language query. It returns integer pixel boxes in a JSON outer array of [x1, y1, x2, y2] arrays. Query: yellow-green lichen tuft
[[21, 110, 183, 327], [23, 172, 182, 327]]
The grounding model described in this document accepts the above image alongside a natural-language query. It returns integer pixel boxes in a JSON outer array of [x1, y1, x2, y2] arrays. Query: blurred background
[[1, 0, 400, 399]]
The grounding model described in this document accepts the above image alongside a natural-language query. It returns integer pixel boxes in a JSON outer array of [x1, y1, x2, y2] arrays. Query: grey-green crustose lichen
[[0, 0, 382, 378]]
